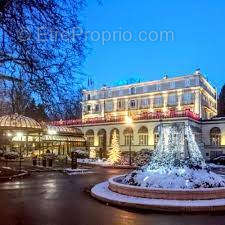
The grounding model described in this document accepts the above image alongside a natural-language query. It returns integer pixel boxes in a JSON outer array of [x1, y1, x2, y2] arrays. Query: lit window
[[210, 127, 221, 147]]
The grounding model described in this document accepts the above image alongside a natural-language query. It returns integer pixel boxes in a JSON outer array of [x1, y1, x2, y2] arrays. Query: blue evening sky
[[81, 1, 225, 91]]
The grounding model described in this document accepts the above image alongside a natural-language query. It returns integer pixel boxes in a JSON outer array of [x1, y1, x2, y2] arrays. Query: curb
[[91, 182, 225, 213], [78, 162, 137, 169], [0, 170, 30, 182]]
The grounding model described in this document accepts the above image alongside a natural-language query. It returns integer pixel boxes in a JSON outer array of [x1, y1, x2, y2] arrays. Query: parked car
[[211, 155, 225, 165]]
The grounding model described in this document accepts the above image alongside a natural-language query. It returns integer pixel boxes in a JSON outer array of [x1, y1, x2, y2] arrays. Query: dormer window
[[185, 79, 191, 87], [170, 82, 175, 89], [156, 84, 161, 91], [130, 87, 136, 95]]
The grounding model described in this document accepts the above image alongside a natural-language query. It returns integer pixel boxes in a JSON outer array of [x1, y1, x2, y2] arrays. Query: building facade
[[51, 70, 225, 160], [82, 70, 217, 121]]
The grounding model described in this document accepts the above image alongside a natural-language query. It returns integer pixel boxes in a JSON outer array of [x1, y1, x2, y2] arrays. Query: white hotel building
[[53, 70, 225, 160]]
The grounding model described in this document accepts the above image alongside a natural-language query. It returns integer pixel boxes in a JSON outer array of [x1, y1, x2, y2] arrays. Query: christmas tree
[[108, 130, 121, 164]]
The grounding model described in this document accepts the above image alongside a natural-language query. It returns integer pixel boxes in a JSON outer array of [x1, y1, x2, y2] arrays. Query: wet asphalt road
[[1, 167, 225, 225]]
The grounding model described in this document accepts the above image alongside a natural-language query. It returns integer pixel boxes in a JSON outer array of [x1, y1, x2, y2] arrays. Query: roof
[[0, 114, 42, 131], [46, 125, 83, 135]]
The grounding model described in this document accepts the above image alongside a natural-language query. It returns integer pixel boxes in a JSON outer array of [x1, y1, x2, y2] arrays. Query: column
[[113, 99, 117, 112], [100, 101, 105, 117], [163, 93, 168, 112], [149, 96, 154, 112], [177, 91, 182, 110], [194, 90, 201, 116]]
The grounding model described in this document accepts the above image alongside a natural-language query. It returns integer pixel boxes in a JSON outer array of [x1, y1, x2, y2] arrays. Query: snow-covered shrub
[[73, 149, 89, 159], [4, 151, 19, 159]]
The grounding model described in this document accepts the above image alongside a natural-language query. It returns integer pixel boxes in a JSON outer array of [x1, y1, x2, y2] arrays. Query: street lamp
[[125, 116, 133, 166], [16, 132, 24, 171]]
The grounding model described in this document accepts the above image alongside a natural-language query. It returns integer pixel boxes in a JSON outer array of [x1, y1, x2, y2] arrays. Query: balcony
[[49, 109, 200, 126]]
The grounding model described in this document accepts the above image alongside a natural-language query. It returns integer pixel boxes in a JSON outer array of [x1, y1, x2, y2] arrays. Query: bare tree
[[0, 0, 88, 117]]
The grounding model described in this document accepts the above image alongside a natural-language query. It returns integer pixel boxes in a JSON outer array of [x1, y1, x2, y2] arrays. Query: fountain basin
[[109, 175, 225, 200]]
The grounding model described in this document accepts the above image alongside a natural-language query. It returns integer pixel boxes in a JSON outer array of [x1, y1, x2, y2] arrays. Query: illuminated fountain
[[91, 123, 225, 212], [122, 123, 225, 189]]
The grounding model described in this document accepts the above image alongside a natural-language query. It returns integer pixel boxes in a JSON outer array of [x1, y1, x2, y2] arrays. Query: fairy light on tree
[[108, 130, 121, 164], [89, 148, 96, 159]]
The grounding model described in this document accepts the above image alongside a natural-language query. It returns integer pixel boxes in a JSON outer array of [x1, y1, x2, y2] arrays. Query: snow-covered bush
[[73, 149, 89, 159], [4, 151, 19, 159]]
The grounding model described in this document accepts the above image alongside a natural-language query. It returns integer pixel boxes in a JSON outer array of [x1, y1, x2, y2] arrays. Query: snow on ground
[[208, 163, 225, 169], [122, 166, 225, 189], [91, 181, 225, 207], [64, 168, 94, 175], [77, 158, 112, 166]]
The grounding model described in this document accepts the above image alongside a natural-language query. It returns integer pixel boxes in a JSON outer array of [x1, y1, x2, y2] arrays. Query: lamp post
[[16, 132, 24, 171], [125, 116, 133, 166]]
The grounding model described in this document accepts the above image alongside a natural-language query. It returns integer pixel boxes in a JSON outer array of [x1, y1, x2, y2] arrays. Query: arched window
[[210, 127, 221, 147], [97, 129, 106, 147], [138, 126, 148, 146], [86, 130, 94, 147], [153, 125, 160, 147], [110, 128, 120, 146], [123, 127, 133, 146]]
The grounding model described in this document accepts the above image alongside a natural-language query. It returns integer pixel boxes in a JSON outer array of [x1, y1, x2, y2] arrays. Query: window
[[130, 87, 136, 95], [210, 127, 221, 147], [105, 101, 113, 112], [98, 129, 106, 147], [87, 105, 91, 111], [86, 130, 94, 147], [138, 126, 148, 146], [117, 99, 125, 110], [87, 94, 91, 100], [170, 82, 175, 89], [130, 100, 136, 108], [87, 136, 94, 147], [125, 135, 133, 146], [123, 128, 133, 146], [182, 92, 193, 104], [108, 91, 112, 98], [95, 104, 100, 112], [168, 94, 177, 106], [140, 98, 149, 108], [156, 84, 161, 91], [154, 96, 163, 107], [185, 79, 191, 87]]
